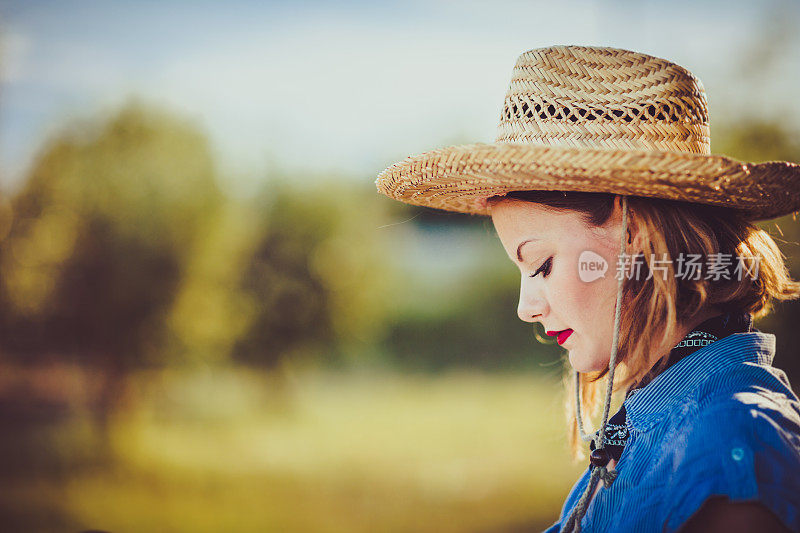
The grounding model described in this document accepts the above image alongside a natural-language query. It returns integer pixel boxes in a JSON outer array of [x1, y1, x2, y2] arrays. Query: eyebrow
[[516, 239, 539, 262]]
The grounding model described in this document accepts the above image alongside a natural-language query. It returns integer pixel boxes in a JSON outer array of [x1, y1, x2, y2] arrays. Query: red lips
[[546, 329, 574, 345]]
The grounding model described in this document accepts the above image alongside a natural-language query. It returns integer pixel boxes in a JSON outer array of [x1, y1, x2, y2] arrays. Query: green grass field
[[6, 369, 588, 532]]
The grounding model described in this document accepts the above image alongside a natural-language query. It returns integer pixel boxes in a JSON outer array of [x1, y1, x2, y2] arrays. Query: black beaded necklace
[[588, 311, 754, 470]]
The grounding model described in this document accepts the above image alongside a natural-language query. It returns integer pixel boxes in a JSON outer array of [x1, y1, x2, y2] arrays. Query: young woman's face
[[490, 198, 624, 372]]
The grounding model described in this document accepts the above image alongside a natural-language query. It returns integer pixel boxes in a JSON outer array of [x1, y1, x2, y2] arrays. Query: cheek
[[545, 263, 587, 316], [546, 256, 616, 328]]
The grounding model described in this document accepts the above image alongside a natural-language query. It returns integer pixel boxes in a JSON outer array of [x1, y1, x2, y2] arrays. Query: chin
[[567, 350, 610, 373]]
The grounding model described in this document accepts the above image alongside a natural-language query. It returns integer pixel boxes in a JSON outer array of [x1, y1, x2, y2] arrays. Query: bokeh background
[[0, 1, 799, 531]]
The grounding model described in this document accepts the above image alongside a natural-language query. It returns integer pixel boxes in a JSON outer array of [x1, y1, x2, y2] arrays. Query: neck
[[670, 305, 724, 351], [632, 305, 724, 390]]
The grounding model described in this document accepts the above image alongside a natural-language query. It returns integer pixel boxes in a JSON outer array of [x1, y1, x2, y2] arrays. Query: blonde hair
[[487, 191, 800, 461]]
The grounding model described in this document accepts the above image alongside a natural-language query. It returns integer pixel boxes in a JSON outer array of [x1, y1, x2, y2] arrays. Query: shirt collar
[[623, 331, 776, 430]]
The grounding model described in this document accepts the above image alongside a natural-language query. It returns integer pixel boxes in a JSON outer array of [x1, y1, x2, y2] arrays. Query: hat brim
[[375, 143, 800, 221]]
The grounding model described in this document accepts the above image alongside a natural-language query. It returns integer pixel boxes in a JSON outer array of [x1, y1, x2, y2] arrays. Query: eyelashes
[[530, 256, 553, 278]]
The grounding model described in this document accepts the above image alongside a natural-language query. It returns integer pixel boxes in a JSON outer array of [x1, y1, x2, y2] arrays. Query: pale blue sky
[[1, 0, 798, 195]]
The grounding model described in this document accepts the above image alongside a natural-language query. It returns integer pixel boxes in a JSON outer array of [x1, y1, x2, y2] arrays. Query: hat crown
[[496, 46, 711, 154]]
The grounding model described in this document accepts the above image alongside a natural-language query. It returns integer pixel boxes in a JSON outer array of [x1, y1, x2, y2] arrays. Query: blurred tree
[[713, 120, 800, 164], [164, 199, 258, 365], [0, 101, 223, 439], [233, 177, 397, 368]]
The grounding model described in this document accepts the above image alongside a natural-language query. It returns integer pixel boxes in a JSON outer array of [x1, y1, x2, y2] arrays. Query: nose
[[517, 277, 549, 323]]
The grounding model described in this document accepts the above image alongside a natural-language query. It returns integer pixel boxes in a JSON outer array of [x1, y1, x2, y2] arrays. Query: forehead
[[489, 198, 587, 239]]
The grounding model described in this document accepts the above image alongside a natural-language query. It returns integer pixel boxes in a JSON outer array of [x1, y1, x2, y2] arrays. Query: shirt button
[[731, 447, 745, 462]]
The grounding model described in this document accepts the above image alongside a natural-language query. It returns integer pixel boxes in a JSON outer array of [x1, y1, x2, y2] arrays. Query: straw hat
[[375, 45, 800, 221]]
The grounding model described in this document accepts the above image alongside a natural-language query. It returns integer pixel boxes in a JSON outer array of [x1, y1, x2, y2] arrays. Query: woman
[[376, 46, 800, 532]]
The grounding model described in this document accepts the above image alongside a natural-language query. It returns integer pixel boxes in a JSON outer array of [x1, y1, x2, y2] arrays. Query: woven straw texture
[[376, 46, 800, 221]]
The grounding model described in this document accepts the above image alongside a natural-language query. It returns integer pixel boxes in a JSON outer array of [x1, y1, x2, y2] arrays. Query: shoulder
[[662, 373, 800, 532], [686, 362, 800, 454], [681, 370, 800, 490], [679, 392, 800, 493]]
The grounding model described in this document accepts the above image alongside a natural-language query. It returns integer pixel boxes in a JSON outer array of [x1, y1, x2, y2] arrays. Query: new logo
[[578, 251, 608, 282]]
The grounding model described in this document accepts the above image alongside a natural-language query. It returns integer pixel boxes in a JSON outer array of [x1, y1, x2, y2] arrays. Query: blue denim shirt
[[545, 331, 800, 532]]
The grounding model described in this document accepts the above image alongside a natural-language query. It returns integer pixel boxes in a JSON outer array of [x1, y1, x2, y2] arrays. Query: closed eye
[[530, 256, 553, 278]]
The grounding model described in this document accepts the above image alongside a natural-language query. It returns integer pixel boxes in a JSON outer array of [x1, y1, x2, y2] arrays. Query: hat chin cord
[[562, 195, 628, 533]]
